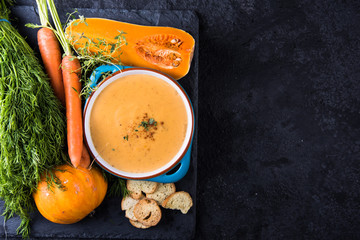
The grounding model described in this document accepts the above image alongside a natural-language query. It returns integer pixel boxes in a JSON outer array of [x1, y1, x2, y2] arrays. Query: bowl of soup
[[83, 66, 194, 181]]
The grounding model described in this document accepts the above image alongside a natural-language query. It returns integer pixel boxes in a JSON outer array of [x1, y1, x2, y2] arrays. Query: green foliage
[[0, 0, 67, 237], [105, 175, 129, 198]]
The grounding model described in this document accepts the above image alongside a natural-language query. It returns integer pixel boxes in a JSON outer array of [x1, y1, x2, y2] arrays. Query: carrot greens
[[0, 0, 67, 237]]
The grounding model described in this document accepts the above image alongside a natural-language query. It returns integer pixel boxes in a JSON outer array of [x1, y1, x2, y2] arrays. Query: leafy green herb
[[72, 86, 79, 93], [139, 121, 149, 130], [44, 169, 67, 192], [139, 118, 158, 131], [0, 0, 67, 237], [65, 17, 127, 99], [123, 135, 129, 141]]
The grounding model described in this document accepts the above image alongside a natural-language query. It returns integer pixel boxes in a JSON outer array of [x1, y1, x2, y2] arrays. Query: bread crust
[[121, 194, 142, 210], [161, 191, 193, 214], [127, 180, 159, 199], [129, 219, 151, 229], [121, 195, 144, 221], [134, 198, 162, 226], [146, 183, 176, 205]]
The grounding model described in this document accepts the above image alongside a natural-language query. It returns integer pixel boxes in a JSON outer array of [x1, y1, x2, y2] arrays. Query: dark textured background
[[8, 0, 360, 239]]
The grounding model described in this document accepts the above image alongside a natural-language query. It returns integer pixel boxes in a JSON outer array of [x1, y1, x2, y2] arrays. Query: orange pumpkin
[[33, 165, 107, 224], [65, 18, 195, 80]]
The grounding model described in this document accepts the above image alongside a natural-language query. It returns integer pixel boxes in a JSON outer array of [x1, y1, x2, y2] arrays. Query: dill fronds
[[106, 176, 129, 198], [0, 0, 67, 237]]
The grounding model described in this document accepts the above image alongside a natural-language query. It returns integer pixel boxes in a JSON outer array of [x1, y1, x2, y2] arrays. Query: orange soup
[[90, 74, 188, 173]]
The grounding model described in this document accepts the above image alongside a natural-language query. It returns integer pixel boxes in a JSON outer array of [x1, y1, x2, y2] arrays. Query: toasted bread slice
[[127, 180, 158, 199], [146, 183, 176, 205], [129, 219, 151, 229], [134, 198, 162, 226], [121, 194, 144, 221], [121, 194, 143, 211], [161, 191, 193, 214]]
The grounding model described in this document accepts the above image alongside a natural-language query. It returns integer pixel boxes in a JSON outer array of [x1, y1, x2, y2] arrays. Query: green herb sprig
[[66, 16, 127, 99], [139, 118, 157, 131]]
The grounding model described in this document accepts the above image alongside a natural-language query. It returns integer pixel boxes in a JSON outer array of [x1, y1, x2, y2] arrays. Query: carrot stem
[[47, 0, 71, 56], [36, 0, 49, 27]]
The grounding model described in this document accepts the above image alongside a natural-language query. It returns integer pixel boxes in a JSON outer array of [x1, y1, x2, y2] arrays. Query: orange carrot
[[62, 56, 83, 168], [62, 56, 90, 168], [34, 1, 65, 105], [37, 27, 66, 106], [79, 144, 91, 168]]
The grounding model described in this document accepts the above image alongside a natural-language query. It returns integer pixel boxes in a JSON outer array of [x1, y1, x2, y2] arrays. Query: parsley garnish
[[139, 118, 157, 131]]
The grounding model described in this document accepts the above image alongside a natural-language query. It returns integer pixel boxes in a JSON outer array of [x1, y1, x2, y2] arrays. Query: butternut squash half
[[65, 18, 195, 80]]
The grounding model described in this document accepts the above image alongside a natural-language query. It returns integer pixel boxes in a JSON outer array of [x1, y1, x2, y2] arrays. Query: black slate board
[[0, 5, 198, 240]]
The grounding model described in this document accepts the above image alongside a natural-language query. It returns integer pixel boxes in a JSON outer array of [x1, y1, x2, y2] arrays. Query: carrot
[[37, 27, 66, 106], [79, 144, 91, 168], [35, 0, 65, 106], [47, 0, 89, 168], [62, 56, 83, 168]]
